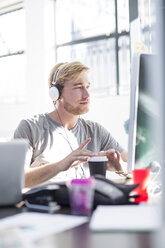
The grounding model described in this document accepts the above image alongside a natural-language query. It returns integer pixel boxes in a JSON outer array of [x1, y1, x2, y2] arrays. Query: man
[[14, 61, 127, 188]]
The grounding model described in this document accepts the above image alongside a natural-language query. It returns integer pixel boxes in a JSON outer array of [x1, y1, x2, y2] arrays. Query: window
[[0, 6, 26, 103], [55, 0, 130, 96], [138, 0, 156, 52]]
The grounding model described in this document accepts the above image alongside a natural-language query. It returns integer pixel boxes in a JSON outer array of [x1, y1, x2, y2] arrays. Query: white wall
[[0, 0, 130, 151], [0, 0, 55, 138], [85, 95, 130, 150]]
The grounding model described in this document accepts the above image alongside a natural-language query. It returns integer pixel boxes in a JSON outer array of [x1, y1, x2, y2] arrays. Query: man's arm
[[25, 138, 95, 188], [13, 120, 34, 168]]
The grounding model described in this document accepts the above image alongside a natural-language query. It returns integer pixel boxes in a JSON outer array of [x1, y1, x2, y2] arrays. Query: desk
[[36, 222, 159, 248], [0, 206, 162, 248]]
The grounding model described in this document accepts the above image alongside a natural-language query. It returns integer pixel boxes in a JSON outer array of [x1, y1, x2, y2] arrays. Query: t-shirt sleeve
[[97, 123, 124, 153], [13, 120, 33, 169]]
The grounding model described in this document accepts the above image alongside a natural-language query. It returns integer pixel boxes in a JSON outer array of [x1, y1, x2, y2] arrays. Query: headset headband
[[52, 69, 60, 85], [52, 63, 67, 86]]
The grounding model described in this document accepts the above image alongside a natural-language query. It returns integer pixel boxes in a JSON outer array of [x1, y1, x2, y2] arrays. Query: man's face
[[60, 71, 90, 115]]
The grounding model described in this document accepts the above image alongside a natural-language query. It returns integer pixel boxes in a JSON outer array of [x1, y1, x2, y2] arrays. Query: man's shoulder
[[79, 118, 101, 129], [28, 113, 47, 123], [79, 118, 110, 136], [14, 114, 49, 144], [18, 113, 48, 129]]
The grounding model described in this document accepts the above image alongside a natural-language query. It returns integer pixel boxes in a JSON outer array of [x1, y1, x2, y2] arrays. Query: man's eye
[[74, 86, 82, 89]]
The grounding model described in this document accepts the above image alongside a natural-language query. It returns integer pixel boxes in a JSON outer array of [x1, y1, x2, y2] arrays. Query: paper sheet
[[90, 204, 161, 231], [0, 212, 88, 242]]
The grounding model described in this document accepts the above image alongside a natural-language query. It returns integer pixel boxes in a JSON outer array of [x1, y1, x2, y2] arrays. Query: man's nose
[[82, 88, 90, 98]]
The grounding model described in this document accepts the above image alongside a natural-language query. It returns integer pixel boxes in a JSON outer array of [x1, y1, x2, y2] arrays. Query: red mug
[[132, 168, 150, 203]]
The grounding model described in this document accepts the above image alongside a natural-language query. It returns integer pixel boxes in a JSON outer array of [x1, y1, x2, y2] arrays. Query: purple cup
[[68, 177, 95, 216]]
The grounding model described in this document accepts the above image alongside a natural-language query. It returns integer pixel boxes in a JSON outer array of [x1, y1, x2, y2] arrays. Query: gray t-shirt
[[13, 113, 124, 179]]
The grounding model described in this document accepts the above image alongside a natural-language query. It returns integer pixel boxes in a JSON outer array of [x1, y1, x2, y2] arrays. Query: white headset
[[49, 68, 61, 102]]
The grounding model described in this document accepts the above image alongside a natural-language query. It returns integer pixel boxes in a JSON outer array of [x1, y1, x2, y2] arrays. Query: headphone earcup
[[49, 86, 60, 101]]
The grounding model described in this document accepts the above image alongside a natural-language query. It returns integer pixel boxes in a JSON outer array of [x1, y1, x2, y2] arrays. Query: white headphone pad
[[49, 86, 60, 101]]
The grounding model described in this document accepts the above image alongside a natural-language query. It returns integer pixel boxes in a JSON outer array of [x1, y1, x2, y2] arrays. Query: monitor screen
[[127, 53, 159, 172], [135, 53, 158, 168]]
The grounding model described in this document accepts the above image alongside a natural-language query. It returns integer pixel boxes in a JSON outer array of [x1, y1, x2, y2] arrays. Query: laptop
[[0, 139, 27, 206]]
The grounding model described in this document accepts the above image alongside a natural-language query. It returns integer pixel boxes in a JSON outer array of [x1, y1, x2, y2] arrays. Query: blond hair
[[48, 61, 89, 89]]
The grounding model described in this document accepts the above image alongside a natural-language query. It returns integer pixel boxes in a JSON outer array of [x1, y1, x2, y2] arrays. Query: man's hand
[[106, 150, 123, 172], [60, 138, 95, 171], [98, 149, 123, 172]]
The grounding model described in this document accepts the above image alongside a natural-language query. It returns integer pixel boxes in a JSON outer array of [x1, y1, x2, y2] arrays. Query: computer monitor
[[127, 53, 159, 173], [127, 53, 140, 173]]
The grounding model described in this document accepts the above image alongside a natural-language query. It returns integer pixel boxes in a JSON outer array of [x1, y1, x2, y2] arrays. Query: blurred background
[[0, 0, 156, 150]]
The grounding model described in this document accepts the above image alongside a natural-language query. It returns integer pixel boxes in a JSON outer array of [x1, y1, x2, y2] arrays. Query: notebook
[[0, 140, 27, 206], [90, 204, 161, 231]]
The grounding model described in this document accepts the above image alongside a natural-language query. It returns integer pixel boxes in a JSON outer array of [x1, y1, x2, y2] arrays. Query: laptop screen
[[0, 139, 27, 206]]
